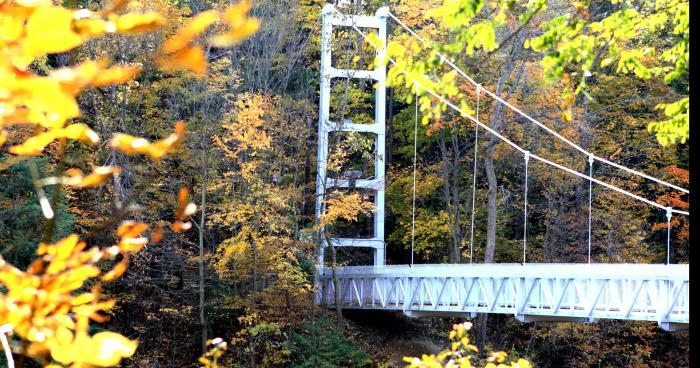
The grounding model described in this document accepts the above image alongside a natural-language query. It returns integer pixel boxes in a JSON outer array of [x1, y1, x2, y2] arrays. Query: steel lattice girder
[[317, 264, 689, 331]]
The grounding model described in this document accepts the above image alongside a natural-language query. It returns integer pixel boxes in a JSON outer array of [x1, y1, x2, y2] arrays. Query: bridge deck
[[317, 264, 689, 331]]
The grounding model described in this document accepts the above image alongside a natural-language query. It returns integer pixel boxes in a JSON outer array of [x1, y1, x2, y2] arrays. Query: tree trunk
[[477, 31, 526, 352], [324, 234, 344, 329]]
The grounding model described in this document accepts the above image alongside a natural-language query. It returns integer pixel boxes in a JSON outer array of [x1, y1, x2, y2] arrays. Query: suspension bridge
[[314, 5, 689, 331]]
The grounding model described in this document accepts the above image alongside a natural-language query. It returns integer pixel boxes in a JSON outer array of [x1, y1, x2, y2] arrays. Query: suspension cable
[[588, 155, 594, 264], [666, 208, 672, 265], [523, 151, 530, 264], [327, 6, 690, 219], [386, 10, 689, 195], [469, 86, 481, 264], [411, 90, 418, 267]]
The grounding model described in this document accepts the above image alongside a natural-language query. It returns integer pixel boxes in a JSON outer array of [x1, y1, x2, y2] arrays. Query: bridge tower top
[[316, 8, 389, 269]]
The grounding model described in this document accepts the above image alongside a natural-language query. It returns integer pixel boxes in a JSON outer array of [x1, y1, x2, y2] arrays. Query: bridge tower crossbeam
[[316, 5, 390, 269]]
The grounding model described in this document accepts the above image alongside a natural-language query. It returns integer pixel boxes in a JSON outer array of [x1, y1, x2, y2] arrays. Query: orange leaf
[[116, 221, 149, 239], [151, 222, 164, 244], [171, 220, 192, 233], [102, 258, 128, 282], [144, 120, 186, 161], [118, 236, 148, 251], [110, 121, 185, 160], [163, 10, 218, 53], [175, 186, 197, 220], [158, 46, 207, 75]]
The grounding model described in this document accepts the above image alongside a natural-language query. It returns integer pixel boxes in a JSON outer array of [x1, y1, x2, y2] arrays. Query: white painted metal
[[316, 5, 388, 268], [318, 264, 689, 331]]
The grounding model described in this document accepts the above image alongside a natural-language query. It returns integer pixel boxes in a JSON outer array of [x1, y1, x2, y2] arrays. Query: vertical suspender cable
[[469, 86, 481, 264], [411, 91, 418, 267], [588, 155, 594, 264], [666, 208, 672, 265], [523, 151, 530, 264]]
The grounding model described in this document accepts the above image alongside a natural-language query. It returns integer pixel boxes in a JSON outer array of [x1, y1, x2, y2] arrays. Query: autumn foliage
[[0, 0, 257, 366]]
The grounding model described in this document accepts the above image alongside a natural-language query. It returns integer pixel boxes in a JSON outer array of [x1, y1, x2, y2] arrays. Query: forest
[[0, 0, 689, 367]]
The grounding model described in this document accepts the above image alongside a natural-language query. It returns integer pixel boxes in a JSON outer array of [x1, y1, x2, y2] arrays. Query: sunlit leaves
[[173, 187, 197, 232], [116, 221, 149, 251], [163, 10, 218, 53], [110, 121, 185, 161], [22, 6, 83, 59], [0, 0, 258, 366], [8, 123, 99, 155], [157, 2, 258, 75], [649, 97, 689, 146], [49, 328, 138, 367], [210, 1, 260, 48], [0, 229, 147, 366], [404, 322, 532, 368], [320, 192, 374, 227], [524, 0, 688, 145], [159, 45, 208, 75], [114, 12, 165, 34]]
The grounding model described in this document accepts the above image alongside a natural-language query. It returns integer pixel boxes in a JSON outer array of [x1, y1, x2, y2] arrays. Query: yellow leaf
[[109, 121, 185, 160], [51, 60, 102, 94], [210, 19, 259, 47], [54, 326, 74, 348], [62, 123, 100, 144], [15, 0, 52, 7], [87, 332, 138, 366], [114, 12, 165, 34], [0, 130, 6, 146], [0, 8, 26, 42], [51, 331, 137, 367], [210, 1, 259, 47], [8, 130, 58, 155], [119, 236, 147, 251], [158, 46, 207, 75], [92, 64, 141, 87], [54, 314, 76, 329], [55, 234, 80, 260], [65, 166, 120, 188], [109, 133, 150, 155], [22, 6, 82, 59], [146, 120, 186, 160], [163, 10, 218, 53], [74, 18, 111, 37]]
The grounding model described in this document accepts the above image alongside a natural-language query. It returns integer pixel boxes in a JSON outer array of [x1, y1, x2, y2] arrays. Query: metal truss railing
[[318, 264, 689, 331]]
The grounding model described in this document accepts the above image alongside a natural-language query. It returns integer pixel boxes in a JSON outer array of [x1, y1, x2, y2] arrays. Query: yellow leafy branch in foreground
[[0, 0, 257, 366], [109, 121, 186, 162], [0, 225, 149, 367], [1, 0, 258, 158], [403, 322, 532, 368]]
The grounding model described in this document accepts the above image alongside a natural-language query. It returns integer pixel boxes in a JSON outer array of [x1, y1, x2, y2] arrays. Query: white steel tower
[[316, 5, 389, 269]]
